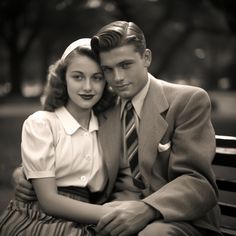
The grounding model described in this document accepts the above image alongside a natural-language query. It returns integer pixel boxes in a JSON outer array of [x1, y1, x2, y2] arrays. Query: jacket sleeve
[[143, 88, 218, 221]]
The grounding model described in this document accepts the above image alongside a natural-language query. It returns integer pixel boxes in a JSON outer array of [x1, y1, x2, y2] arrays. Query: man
[[13, 21, 222, 236], [91, 21, 221, 236]]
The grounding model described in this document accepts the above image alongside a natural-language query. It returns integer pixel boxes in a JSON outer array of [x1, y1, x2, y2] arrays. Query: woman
[[0, 38, 117, 235]]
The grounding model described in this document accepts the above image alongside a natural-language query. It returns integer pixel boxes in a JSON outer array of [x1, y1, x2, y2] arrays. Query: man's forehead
[[99, 45, 140, 66]]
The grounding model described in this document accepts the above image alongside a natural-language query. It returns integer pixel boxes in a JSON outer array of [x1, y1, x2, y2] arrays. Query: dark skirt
[[0, 188, 96, 236]]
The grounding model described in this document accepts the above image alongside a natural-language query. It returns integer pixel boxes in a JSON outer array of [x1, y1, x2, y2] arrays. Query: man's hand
[[96, 201, 157, 236], [13, 167, 36, 201]]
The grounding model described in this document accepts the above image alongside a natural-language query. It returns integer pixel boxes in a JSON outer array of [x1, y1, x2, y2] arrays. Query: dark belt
[[57, 186, 104, 203], [58, 186, 90, 199]]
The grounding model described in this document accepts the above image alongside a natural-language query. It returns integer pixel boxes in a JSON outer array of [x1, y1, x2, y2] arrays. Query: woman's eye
[[72, 74, 83, 80], [93, 75, 104, 81]]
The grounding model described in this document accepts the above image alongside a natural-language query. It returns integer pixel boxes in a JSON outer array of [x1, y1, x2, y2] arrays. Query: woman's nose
[[83, 78, 92, 91]]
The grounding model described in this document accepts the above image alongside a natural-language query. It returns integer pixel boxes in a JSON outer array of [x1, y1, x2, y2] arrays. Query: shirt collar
[[55, 106, 99, 135], [120, 76, 150, 119]]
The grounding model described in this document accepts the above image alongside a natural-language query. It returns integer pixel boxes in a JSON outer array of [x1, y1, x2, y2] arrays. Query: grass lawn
[[0, 96, 41, 213]]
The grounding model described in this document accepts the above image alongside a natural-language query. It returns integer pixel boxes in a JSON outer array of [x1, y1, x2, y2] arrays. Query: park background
[[0, 0, 236, 213]]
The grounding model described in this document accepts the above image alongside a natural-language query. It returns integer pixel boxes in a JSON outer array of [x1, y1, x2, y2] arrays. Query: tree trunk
[[9, 47, 22, 95]]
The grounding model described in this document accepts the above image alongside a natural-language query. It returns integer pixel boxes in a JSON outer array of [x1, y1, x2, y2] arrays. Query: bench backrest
[[212, 135, 236, 236]]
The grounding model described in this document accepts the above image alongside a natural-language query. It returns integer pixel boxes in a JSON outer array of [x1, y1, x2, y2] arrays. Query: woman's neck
[[65, 103, 91, 130]]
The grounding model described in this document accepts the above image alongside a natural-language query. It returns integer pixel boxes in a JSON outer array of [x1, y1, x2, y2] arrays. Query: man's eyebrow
[[101, 65, 111, 69], [101, 59, 134, 69], [118, 59, 133, 64]]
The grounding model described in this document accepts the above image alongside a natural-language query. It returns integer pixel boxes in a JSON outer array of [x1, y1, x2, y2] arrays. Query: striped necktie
[[124, 101, 145, 189]]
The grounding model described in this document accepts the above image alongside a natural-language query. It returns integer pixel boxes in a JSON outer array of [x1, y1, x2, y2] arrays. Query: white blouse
[[21, 106, 107, 192]]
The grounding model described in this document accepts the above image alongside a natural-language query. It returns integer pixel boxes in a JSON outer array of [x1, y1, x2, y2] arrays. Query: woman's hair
[[91, 21, 146, 57], [41, 45, 117, 115]]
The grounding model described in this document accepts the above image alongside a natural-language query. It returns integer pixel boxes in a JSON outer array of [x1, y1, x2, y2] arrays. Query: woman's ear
[[143, 49, 152, 67]]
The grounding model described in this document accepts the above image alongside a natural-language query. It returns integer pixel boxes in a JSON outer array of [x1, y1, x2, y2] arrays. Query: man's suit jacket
[[97, 73, 222, 235]]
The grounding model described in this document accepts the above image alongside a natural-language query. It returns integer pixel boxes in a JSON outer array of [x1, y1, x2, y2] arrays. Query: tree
[[0, 0, 113, 96], [0, 0, 48, 95]]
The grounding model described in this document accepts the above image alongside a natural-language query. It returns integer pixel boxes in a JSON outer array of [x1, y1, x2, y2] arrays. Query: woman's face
[[65, 54, 106, 112]]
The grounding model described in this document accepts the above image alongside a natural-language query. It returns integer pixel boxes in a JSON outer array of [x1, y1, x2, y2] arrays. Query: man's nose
[[114, 68, 124, 82]]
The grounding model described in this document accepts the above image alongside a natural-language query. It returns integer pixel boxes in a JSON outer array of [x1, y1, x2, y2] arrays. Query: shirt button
[[85, 155, 91, 161], [84, 132, 89, 137], [80, 176, 87, 182]]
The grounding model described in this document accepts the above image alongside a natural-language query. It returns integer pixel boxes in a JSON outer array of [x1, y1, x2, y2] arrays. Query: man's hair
[[91, 21, 146, 57], [41, 46, 117, 115]]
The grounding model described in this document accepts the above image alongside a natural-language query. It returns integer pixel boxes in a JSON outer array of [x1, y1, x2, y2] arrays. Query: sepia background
[[0, 0, 236, 213]]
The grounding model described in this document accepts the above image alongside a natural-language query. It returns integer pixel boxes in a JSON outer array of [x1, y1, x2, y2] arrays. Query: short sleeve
[[21, 112, 56, 180]]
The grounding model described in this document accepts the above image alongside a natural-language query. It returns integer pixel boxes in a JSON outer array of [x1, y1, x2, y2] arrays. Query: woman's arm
[[32, 177, 111, 224]]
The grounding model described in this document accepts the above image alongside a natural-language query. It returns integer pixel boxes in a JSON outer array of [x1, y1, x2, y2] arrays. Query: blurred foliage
[[0, 0, 235, 96]]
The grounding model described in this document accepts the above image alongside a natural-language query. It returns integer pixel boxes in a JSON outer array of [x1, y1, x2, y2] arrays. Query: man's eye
[[121, 63, 131, 69], [102, 68, 111, 73]]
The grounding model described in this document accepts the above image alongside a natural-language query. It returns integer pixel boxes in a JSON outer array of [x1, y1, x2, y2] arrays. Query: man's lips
[[115, 83, 130, 90], [79, 94, 95, 100]]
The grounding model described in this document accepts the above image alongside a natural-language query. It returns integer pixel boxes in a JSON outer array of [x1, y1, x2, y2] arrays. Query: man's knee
[[138, 221, 173, 236], [138, 221, 202, 236]]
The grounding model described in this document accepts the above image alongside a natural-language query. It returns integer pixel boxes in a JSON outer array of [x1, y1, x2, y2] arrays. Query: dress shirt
[[120, 76, 150, 129], [120, 77, 150, 162]]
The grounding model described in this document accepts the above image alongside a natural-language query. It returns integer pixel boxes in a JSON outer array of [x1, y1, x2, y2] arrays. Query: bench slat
[[219, 202, 236, 217], [214, 135, 236, 236], [213, 152, 236, 167], [216, 179, 236, 192]]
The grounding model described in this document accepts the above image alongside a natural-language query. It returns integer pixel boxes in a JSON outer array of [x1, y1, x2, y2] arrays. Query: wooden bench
[[213, 135, 236, 236]]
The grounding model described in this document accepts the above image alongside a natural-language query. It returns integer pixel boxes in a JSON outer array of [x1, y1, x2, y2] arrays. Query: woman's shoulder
[[25, 110, 58, 126], [22, 110, 61, 140], [28, 110, 55, 119]]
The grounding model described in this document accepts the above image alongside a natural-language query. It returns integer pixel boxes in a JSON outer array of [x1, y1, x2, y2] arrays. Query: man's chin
[[115, 90, 133, 99]]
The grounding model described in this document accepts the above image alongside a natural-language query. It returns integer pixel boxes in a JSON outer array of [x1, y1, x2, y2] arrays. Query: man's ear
[[143, 49, 152, 67]]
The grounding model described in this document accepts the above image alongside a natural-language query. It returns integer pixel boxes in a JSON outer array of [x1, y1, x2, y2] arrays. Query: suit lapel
[[139, 75, 169, 183]]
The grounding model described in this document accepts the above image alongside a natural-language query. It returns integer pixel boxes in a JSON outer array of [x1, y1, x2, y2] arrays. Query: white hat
[[61, 38, 91, 60]]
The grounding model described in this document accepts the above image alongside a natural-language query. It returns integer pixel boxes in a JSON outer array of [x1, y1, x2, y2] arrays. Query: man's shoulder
[[147, 75, 210, 111], [152, 77, 201, 92], [150, 76, 207, 99]]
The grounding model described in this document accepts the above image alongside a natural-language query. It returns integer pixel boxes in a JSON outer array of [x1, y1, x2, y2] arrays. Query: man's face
[[99, 44, 151, 99]]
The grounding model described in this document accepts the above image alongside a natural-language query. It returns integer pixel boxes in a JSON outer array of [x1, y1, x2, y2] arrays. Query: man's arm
[[12, 166, 37, 201], [143, 88, 218, 221]]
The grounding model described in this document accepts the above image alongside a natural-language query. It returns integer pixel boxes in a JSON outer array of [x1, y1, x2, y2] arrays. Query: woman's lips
[[79, 94, 94, 100]]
